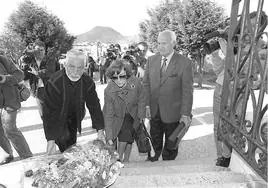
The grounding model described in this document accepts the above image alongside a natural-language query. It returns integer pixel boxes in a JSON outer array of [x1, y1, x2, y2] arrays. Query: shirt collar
[[162, 50, 174, 65]]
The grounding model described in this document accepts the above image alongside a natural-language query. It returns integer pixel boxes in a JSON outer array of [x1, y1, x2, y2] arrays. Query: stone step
[[129, 133, 217, 163], [112, 171, 253, 188], [121, 163, 229, 176], [121, 157, 227, 176]]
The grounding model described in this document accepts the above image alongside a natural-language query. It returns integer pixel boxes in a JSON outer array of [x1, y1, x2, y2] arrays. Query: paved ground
[[0, 80, 216, 161], [0, 80, 219, 187]]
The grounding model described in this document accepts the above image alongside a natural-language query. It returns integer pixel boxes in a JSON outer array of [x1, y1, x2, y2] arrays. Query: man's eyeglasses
[[67, 65, 84, 71]]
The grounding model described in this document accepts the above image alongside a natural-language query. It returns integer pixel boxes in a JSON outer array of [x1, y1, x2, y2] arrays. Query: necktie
[[161, 57, 167, 77]]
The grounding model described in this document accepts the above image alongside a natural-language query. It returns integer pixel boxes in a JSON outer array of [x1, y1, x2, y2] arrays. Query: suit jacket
[[0, 55, 24, 110], [103, 76, 146, 141], [143, 52, 193, 123]]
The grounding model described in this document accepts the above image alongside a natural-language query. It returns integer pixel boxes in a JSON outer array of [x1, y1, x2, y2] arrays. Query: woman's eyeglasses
[[112, 75, 127, 80]]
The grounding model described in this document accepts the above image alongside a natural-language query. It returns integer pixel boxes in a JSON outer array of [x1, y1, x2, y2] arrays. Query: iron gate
[[219, 0, 267, 181]]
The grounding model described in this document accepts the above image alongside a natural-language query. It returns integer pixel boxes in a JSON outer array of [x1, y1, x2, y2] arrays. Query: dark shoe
[[0, 156, 14, 165], [146, 156, 159, 162], [216, 157, 231, 167]]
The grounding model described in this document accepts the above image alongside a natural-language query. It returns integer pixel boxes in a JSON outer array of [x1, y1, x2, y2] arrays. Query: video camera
[[200, 18, 230, 55], [125, 45, 140, 57], [21, 43, 36, 65], [106, 44, 119, 61]]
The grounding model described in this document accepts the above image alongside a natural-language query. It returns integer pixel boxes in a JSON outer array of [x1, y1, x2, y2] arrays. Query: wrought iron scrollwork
[[219, 0, 267, 181]]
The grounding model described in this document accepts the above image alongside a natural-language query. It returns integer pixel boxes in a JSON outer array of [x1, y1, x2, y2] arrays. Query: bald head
[[158, 30, 177, 43], [65, 49, 86, 66], [64, 49, 86, 81], [157, 30, 177, 57]]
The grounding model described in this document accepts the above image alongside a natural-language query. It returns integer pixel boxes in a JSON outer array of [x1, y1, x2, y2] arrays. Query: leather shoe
[[0, 156, 14, 165], [216, 157, 231, 168], [146, 156, 159, 162]]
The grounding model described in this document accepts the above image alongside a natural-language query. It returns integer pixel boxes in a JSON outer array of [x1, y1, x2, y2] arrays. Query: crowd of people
[[85, 41, 149, 84], [0, 23, 266, 170]]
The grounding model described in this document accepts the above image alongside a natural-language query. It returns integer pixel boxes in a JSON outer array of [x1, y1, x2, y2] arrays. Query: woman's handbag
[[134, 121, 152, 153]]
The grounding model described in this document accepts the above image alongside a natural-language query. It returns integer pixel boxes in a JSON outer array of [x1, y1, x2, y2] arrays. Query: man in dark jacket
[[0, 55, 32, 165], [21, 40, 58, 119], [43, 50, 105, 155]]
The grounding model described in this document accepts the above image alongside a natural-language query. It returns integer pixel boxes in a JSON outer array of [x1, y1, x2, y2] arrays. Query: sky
[[0, 0, 267, 36]]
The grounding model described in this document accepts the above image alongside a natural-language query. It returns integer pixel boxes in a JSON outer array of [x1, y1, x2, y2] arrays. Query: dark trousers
[[36, 87, 45, 119], [55, 117, 77, 153], [150, 112, 179, 160], [99, 67, 107, 84], [89, 68, 94, 78]]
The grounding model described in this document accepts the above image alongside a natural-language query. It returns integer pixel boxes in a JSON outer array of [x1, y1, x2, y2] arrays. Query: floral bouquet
[[24, 140, 122, 188]]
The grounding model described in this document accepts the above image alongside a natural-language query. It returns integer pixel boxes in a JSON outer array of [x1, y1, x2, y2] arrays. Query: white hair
[[159, 30, 177, 43], [65, 49, 86, 66]]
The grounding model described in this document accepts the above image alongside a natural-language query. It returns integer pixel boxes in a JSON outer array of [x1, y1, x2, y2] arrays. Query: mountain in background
[[75, 26, 139, 44]]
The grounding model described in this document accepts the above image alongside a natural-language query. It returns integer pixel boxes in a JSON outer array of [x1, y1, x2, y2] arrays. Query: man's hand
[[0, 75, 6, 84], [97, 129, 105, 141], [107, 140, 113, 145], [145, 106, 151, 119], [180, 115, 191, 128], [28, 67, 38, 76], [144, 118, 151, 132], [46, 140, 57, 155]]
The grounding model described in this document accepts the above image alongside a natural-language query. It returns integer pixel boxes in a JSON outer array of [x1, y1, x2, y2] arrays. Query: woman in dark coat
[[103, 59, 145, 162]]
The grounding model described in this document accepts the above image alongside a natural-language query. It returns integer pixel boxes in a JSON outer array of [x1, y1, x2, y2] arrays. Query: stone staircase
[[113, 161, 254, 188], [111, 134, 266, 188]]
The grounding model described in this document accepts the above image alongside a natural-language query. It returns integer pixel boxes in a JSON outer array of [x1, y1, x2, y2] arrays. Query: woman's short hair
[[106, 59, 133, 79]]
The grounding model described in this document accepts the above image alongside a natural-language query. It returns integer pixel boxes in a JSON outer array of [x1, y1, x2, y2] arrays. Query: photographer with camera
[[206, 34, 233, 168], [122, 42, 150, 80], [99, 44, 119, 84], [20, 39, 58, 119], [207, 11, 267, 168], [0, 54, 32, 165]]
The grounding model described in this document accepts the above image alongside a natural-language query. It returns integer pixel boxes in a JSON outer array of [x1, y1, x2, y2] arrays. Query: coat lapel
[[152, 55, 162, 86], [160, 53, 178, 85], [109, 77, 136, 104]]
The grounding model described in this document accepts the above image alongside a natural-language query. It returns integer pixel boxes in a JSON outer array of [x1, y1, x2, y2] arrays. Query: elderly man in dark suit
[[143, 30, 193, 161], [43, 50, 105, 155]]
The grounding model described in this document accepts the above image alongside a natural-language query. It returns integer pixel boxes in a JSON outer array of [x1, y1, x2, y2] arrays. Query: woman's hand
[[108, 140, 113, 145], [97, 129, 105, 142]]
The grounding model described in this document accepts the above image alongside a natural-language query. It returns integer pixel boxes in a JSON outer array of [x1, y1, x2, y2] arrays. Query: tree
[[139, 0, 183, 53], [0, 0, 75, 64], [139, 0, 226, 87], [178, 0, 226, 87], [0, 29, 26, 64]]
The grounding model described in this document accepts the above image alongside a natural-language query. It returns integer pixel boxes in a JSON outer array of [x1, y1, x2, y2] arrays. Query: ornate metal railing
[[219, 0, 267, 181]]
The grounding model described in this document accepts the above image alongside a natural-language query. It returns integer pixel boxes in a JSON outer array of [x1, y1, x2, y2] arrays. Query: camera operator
[[122, 53, 137, 76], [99, 44, 119, 84], [0, 54, 32, 165], [20, 39, 58, 119], [136, 42, 149, 79], [123, 42, 149, 79], [205, 11, 267, 168]]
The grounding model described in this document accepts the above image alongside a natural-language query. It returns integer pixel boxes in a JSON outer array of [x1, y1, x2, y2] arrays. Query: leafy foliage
[[0, 0, 75, 63], [139, 0, 183, 52], [178, 0, 226, 57], [0, 28, 26, 64], [139, 0, 226, 57]]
